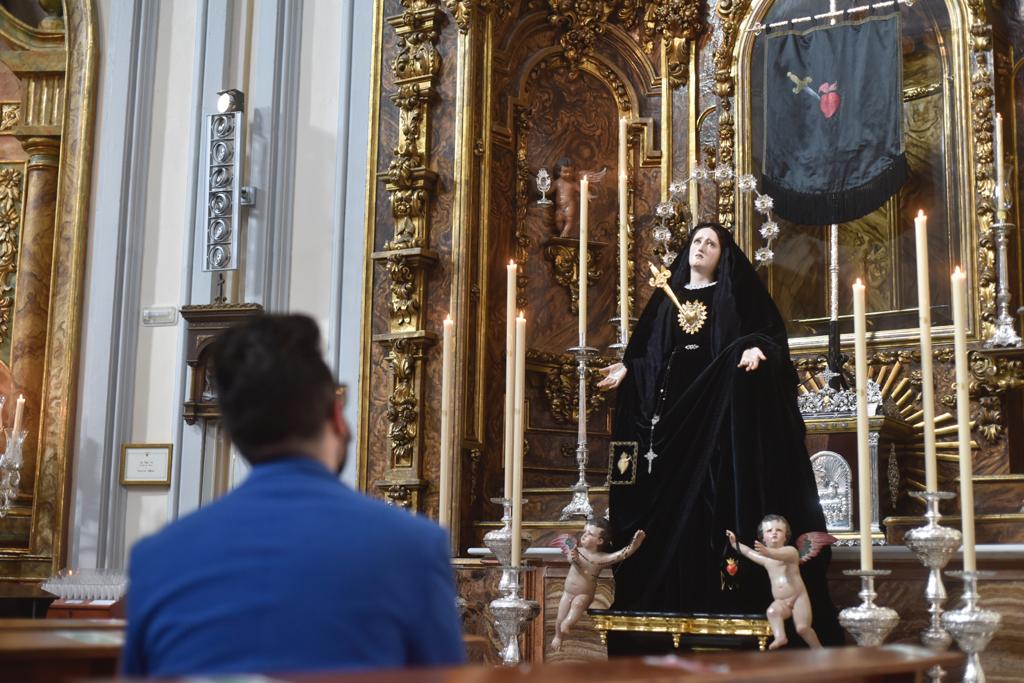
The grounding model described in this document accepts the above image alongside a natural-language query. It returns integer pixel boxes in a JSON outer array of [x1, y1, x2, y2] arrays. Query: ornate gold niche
[[0, 2, 97, 584]]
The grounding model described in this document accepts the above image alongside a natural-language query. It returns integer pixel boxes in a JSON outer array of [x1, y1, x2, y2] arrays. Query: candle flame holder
[[904, 491, 961, 652], [483, 497, 532, 595], [839, 569, 900, 646], [560, 346, 597, 520], [489, 566, 540, 666], [942, 570, 1001, 683], [0, 427, 26, 517], [985, 217, 1022, 348]]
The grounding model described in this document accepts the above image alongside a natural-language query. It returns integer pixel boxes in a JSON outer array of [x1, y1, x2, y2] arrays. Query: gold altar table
[[588, 609, 773, 651]]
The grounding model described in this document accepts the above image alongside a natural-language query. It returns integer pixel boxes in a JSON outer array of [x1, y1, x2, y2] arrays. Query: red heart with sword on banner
[[787, 72, 840, 119]]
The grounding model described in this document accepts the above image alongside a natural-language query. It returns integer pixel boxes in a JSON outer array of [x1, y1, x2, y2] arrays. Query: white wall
[[69, 0, 375, 568], [290, 1, 339, 333], [121, 0, 199, 554]]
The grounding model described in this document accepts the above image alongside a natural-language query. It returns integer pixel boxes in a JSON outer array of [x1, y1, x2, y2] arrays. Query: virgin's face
[[688, 227, 722, 275]]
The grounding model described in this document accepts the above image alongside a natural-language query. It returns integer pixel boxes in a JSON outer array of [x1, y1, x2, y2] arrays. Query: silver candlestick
[[985, 217, 1022, 348], [483, 497, 531, 594], [561, 345, 596, 520], [607, 316, 637, 359], [839, 569, 900, 646], [489, 567, 540, 665], [904, 491, 962, 651], [943, 570, 1002, 683]]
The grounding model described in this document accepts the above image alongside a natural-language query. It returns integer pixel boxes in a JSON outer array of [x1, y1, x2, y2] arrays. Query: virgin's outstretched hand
[[737, 347, 766, 372], [597, 362, 627, 390]]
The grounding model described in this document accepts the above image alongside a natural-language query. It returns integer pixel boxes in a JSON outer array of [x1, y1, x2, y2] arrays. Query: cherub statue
[[550, 518, 645, 651], [551, 158, 607, 238], [725, 515, 835, 650]]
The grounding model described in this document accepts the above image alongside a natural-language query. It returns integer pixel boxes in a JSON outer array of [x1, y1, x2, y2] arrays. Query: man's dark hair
[[211, 314, 336, 463]]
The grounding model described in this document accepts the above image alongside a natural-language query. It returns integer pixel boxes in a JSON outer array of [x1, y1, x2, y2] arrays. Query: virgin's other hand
[[737, 347, 766, 372], [597, 362, 627, 390]]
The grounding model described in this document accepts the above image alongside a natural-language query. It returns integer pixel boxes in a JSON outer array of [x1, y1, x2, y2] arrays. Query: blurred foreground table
[[108, 645, 960, 682], [0, 618, 123, 682]]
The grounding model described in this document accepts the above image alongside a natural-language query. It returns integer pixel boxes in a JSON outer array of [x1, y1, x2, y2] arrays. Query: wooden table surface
[[107, 645, 961, 682]]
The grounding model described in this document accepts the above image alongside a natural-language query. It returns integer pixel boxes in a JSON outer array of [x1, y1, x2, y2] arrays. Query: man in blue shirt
[[122, 314, 465, 676]]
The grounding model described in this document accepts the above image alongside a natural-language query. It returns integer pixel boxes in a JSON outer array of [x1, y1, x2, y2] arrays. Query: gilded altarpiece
[[0, 1, 97, 586], [361, 0, 1024, 670]]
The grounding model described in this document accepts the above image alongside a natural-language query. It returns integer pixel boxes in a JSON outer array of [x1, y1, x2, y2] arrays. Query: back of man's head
[[212, 314, 335, 463]]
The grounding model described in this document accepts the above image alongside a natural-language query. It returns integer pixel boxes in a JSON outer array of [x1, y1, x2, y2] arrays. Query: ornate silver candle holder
[[482, 497, 532, 594], [904, 491, 961, 651], [942, 570, 1002, 683], [489, 567, 539, 666], [535, 168, 552, 206], [985, 216, 1022, 348], [839, 569, 900, 646], [0, 427, 26, 517], [607, 316, 636, 359], [560, 345, 596, 520]]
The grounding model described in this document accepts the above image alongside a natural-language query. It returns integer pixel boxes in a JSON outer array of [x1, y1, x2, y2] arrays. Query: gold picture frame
[[120, 443, 173, 487]]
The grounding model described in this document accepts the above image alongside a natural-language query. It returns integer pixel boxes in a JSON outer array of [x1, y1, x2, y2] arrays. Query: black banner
[[762, 14, 906, 225]]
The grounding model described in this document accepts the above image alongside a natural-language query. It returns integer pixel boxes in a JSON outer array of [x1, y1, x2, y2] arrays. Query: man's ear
[[329, 396, 346, 436]]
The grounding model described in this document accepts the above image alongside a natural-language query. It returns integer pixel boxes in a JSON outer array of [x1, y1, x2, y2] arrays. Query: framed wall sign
[[120, 443, 173, 486]]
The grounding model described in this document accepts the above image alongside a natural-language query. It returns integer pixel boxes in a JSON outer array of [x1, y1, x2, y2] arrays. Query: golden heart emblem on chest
[[677, 299, 708, 334]]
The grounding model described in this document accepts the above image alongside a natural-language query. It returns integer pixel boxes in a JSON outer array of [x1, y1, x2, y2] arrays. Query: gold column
[[9, 135, 59, 493], [371, 0, 443, 512], [0, 48, 66, 503]]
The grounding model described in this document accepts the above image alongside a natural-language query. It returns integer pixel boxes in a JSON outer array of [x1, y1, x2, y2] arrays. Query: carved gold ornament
[[677, 299, 707, 334]]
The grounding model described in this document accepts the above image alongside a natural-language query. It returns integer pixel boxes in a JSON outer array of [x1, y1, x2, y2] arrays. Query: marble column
[[9, 135, 60, 498]]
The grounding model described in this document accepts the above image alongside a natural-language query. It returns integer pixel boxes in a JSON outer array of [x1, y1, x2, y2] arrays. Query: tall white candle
[[510, 314, 527, 568], [853, 279, 874, 571], [578, 175, 589, 347], [504, 261, 517, 501], [439, 316, 454, 529], [12, 394, 24, 436], [914, 210, 939, 492], [618, 172, 629, 346], [995, 113, 1006, 214], [951, 267, 976, 572], [618, 117, 628, 180]]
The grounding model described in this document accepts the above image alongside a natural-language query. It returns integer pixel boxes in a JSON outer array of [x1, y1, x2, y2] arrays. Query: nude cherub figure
[[551, 518, 645, 651], [551, 158, 607, 238], [726, 515, 835, 650]]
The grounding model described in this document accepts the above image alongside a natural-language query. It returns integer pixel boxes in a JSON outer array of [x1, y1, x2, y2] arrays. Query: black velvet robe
[[608, 225, 843, 650]]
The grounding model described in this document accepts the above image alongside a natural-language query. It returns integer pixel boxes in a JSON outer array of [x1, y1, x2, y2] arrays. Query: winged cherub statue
[[726, 515, 836, 650], [551, 158, 608, 237]]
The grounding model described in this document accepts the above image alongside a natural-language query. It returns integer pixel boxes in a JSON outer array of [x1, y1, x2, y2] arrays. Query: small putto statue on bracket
[[550, 158, 607, 238], [726, 514, 836, 650], [550, 517, 645, 651]]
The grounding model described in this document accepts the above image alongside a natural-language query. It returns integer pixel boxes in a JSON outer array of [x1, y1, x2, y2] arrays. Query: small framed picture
[[120, 443, 173, 486]]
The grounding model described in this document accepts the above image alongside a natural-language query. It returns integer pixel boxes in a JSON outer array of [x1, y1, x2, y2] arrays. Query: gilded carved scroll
[[547, 0, 705, 87]]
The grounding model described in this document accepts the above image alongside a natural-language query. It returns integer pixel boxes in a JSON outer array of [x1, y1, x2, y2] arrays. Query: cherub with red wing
[[726, 515, 836, 650]]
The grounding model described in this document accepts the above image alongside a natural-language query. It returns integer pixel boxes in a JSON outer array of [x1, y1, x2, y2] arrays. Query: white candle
[[504, 261, 517, 501], [618, 172, 629, 346], [439, 316, 454, 529], [853, 279, 873, 571], [914, 210, 939, 492], [995, 113, 1005, 214], [510, 314, 527, 568], [12, 394, 24, 436], [951, 267, 976, 572], [578, 175, 589, 347], [618, 117, 628, 179]]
